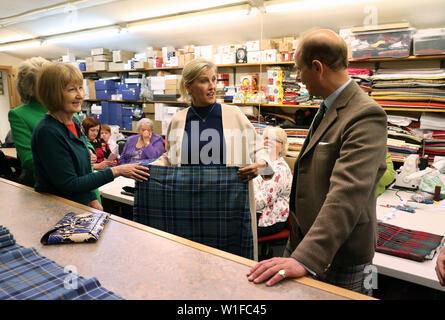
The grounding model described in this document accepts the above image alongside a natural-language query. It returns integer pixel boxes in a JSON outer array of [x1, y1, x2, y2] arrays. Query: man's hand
[[436, 247, 445, 286], [247, 257, 308, 286]]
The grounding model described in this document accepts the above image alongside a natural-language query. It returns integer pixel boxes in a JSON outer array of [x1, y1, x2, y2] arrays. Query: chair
[[258, 219, 291, 261], [0, 150, 15, 180], [117, 139, 126, 155]]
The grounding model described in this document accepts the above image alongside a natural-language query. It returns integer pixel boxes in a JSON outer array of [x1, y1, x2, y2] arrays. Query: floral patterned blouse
[[253, 157, 292, 227]]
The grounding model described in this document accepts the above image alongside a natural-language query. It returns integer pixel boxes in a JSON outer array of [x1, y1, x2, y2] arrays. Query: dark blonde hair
[[16, 57, 50, 103], [179, 58, 217, 101], [37, 62, 84, 112], [101, 124, 111, 133]]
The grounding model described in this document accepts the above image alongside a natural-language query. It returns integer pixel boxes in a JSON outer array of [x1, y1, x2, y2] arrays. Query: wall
[[0, 53, 24, 142]]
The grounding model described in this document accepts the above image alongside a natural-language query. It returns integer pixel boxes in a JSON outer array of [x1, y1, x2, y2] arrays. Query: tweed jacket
[[288, 80, 388, 279], [152, 103, 273, 260]]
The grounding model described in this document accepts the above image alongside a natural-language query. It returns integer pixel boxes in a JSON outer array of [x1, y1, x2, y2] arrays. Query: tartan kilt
[[323, 263, 373, 296], [133, 165, 254, 259]]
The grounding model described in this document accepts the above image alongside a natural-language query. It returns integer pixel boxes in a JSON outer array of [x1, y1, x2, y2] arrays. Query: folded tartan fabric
[[40, 211, 110, 245], [0, 225, 122, 300], [133, 165, 253, 259], [376, 222, 445, 262]]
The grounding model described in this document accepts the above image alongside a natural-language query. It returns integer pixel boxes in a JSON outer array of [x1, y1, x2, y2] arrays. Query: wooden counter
[[0, 178, 373, 300]]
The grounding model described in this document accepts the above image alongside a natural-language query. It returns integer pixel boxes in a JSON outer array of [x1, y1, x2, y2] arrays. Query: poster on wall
[[0, 72, 3, 95]]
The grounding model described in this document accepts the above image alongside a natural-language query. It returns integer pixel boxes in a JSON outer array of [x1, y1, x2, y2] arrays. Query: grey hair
[[264, 126, 289, 157], [16, 57, 50, 103], [179, 57, 217, 102], [137, 118, 154, 132]]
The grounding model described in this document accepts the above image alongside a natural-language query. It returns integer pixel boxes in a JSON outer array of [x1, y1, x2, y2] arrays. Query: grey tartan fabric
[[133, 165, 253, 259]]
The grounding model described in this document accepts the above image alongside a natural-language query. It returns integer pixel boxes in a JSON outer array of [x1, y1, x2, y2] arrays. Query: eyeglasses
[[264, 137, 283, 144]]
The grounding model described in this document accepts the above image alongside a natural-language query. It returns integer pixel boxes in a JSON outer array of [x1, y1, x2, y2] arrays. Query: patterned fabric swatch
[[0, 226, 123, 300], [376, 221, 445, 262], [133, 165, 253, 259]]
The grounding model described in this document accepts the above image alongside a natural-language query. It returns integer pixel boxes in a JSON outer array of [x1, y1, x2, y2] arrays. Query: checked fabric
[[0, 226, 123, 300], [133, 165, 253, 259], [376, 222, 445, 262]]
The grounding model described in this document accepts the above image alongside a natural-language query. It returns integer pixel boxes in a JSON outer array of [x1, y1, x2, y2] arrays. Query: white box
[[165, 75, 182, 80], [91, 48, 110, 55], [247, 51, 261, 63], [150, 76, 166, 90], [262, 49, 278, 62], [222, 53, 236, 64], [62, 55, 76, 62], [246, 40, 260, 52], [213, 53, 222, 64]]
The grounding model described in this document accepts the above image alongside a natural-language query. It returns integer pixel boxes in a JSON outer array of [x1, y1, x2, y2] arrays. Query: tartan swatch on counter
[[0, 226, 123, 300], [376, 222, 445, 262], [133, 165, 253, 259]]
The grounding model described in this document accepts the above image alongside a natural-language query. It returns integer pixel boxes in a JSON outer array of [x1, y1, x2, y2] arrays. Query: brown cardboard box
[[132, 121, 138, 132], [112, 50, 134, 62], [185, 53, 194, 64], [165, 89, 180, 95], [93, 61, 109, 71], [93, 54, 112, 61], [133, 61, 145, 69], [87, 79, 96, 99], [85, 56, 93, 64], [279, 41, 293, 52], [145, 114, 162, 135], [142, 103, 155, 113], [146, 46, 162, 58], [91, 48, 110, 55], [260, 39, 277, 50], [109, 62, 126, 71]]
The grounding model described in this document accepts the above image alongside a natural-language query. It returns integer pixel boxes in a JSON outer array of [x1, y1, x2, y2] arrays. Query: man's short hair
[[299, 30, 349, 71]]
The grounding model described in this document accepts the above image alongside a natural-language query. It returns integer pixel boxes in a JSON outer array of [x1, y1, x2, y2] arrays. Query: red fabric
[[66, 122, 78, 137]]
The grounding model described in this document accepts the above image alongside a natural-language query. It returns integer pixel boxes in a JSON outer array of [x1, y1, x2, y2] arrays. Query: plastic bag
[[418, 174, 445, 200]]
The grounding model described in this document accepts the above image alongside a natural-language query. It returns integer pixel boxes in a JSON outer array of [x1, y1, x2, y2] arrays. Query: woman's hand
[[111, 162, 150, 182], [93, 159, 116, 171], [88, 199, 103, 211], [237, 160, 266, 183], [89, 150, 97, 165]]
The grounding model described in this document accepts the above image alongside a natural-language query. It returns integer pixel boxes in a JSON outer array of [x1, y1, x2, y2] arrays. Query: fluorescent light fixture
[[45, 26, 120, 44], [265, 0, 374, 13], [0, 40, 42, 51], [128, 5, 249, 32]]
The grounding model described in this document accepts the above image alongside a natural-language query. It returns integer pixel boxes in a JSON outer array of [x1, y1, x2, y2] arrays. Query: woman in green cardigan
[[32, 62, 149, 210], [8, 57, 50, 186]]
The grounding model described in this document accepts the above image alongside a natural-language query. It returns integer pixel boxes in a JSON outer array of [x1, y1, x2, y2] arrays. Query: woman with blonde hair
[[153, 58, 273, 260], [8, 57, 50, 186], [31, 62, 149, 210], [253, 126, 292, 237]]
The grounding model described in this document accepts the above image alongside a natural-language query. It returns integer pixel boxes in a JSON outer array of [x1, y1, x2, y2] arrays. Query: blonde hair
[[37, 62, 84, 112], [16, 57, 50, 103], [179, 58, 217, 101], [101, 124, 111, 133], [263, 126, 288, 157]]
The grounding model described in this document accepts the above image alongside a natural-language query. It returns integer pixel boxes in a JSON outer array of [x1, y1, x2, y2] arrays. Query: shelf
[[349, 54, 445, 63], [82, 61, 295, 74]]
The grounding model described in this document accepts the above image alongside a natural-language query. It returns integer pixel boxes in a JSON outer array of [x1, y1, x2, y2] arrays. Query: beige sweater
[[153, 104, 272, 260]]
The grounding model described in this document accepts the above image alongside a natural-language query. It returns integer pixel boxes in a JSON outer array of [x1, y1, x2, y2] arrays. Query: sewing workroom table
[[373, 187, 445, 292], [0, 178, 371, 300]]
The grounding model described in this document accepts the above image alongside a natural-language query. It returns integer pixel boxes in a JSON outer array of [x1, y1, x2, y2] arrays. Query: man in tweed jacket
[[248, 29, 387, 295]]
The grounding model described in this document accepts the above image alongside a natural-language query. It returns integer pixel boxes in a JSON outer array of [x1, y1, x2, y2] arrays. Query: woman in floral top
[[253, 126, 292, 237]]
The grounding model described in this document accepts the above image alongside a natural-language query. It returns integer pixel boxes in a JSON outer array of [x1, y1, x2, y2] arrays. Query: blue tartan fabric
[[0, 226, 123, 300], [133, 165, 253, 259]]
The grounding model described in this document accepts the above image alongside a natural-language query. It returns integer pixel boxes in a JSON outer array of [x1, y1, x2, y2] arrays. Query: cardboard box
[[247, 51, 261, 63], [222, 53, 236, 64], [165, 89, 180, 95], [109, 62, 126, 71], [260, 39, 277, 50], [85, 56, 93, 64], [91, 48, 110, 55], [184, 53, 194, 64], [87, 79, 96, 99], [112, 50, 135, 62], [93, 54, 112, 62], [93, 61, 109, 71], [279, 41, 293, 52], [146, 46, 163, 58], [262, 49, 278, 63], [142, 103, 155, 113], [145, 114, 162, 135], [246, 40, 260, 52]]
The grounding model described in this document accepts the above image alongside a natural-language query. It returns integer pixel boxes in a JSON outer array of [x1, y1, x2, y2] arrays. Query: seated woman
[[100, 124, 119, 156], [253, 126, 293, 238], [31, 62, 149, 210], [82, 117, 116, 170], [119, 118, 164, 164]]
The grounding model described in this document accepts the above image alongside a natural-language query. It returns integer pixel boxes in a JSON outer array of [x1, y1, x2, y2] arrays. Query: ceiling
[[1, 0, 445, 61]]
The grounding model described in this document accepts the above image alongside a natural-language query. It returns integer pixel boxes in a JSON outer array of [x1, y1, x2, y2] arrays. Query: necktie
[[309, 102, 326, 140]]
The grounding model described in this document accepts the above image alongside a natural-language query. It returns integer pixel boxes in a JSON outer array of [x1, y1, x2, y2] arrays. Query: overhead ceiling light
[[265, 0, 375, 13], [0, 39, 42, 52], [127, 5, 249, 32], [44, 26, 121, 44]]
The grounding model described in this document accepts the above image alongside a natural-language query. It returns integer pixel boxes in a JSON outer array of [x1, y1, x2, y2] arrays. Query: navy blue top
[[181, 103, 226, 166]]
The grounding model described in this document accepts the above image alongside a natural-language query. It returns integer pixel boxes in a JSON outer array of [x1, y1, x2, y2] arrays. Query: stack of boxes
[[267, 68, 284, 104], [164, 75, 181, 96], [90, 48, 112, 71], [109, 50, 135, 71]]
